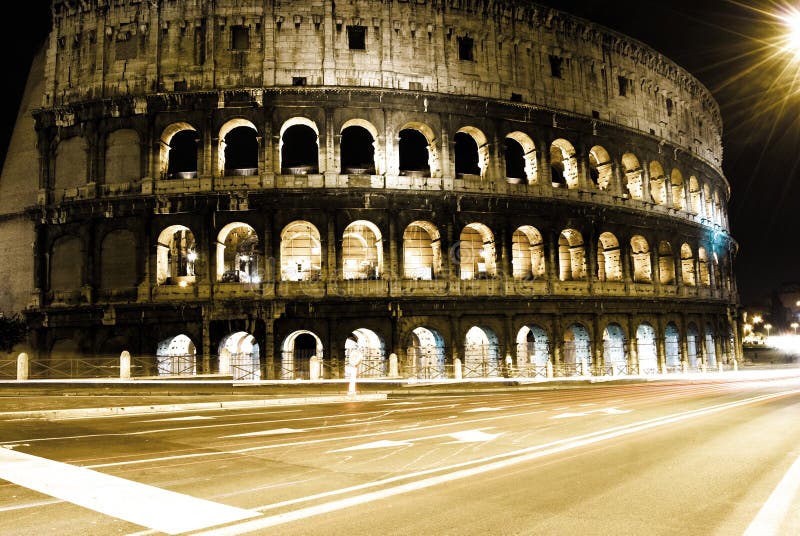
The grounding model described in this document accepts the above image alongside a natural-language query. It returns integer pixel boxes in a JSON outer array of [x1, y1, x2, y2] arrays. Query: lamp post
[[765, 323, 772, 337], [792, 322, 799, 335]]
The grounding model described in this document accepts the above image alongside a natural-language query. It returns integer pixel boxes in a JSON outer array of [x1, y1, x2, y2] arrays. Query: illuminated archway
[[345, 328, 386, 378], [705, 324, 717, 368], [216, 223, 260, 283], [505, 131, 537, 184], [464, 326, 500, 377], [407, 327, 446, 379], [688, 176, 701, 214], [280, 118, 319, 174], [589, 145, 613, 190], [342, 220, 383, 280], [681, 243, 696, 286], [603, 323, 627, 374], [280, 221, 322, 281], [671, 169, 686, 210], [159, 122, 197, 179], [280, 330, 324, 380], [563, 323, 591, 376], [551, 139, 578, 189], [630, 235, 652, 283], [516, 325, 550, 369], [698, 247, 711, 286], [219, 118, 258, 176], [686, 323, 700, 369], [459, 223, 497, 280], [156, 334, 197, 376], [218, 331, 260, 380], [622, 153, 643, 200], [597, 232, 622, 282], [403, 221, 442, 279], [637, 323, 658, 374], [455, 126, 488, 177], [340, 119, 378, 174], [658, 241, 676, 285], [665, 323, 681, 370], [156, 225, 197, 285], [398, 122, 438, 177], [558, 229, 586, 281], [649, 161, 667, 205], [512, 226, 545, 280]]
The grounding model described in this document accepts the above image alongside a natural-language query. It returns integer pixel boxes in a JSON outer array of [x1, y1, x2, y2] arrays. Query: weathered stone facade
[[0, 0, 739, 378]]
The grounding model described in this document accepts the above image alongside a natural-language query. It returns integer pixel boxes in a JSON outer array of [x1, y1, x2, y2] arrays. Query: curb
[[0, 393, 388, 420]]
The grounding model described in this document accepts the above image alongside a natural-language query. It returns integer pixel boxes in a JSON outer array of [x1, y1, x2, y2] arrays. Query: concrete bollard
[[547, 361, 554, 378], [309, 355, 320, 380], [389, 353, 399, 378], [718, 362, 723, 373], [119, 350, 131, 380], [16, 352, 29, 381], [682, 361, 688, 374], [733, 358, 738, 372], [218, 348, 231, 375], [454, 358, 462, 380]]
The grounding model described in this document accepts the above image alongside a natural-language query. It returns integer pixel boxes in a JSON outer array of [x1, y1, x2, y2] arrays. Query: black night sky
[[2, 1, 797, 307]]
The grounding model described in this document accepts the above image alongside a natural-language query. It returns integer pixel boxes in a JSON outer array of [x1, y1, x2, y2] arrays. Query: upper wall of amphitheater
[[47, 0, 723, 170]]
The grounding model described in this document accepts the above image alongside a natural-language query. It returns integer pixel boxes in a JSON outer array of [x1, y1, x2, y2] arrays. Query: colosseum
[[0, 0, 741, 380]]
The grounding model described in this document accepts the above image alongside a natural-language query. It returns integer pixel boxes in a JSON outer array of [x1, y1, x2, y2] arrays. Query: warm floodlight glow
[[753, 314, 763, 325], [783, 9, 800, 57]]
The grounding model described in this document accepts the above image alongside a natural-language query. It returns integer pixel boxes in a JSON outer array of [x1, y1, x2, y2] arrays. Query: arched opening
[[688, 176, 701, 214], [687, 323, 700, 369], [100, 230, 137, 290], [454, 127, 487, 177], [506, 131, 537, 184], [407, 327, 447, 379], [218, 331, 260, 380], [280, 221, 322, 281], [399, 127, 432, 177], [559, 229, 587, 281], [589, 145, 613, 190], [340, 125, 376, 174], [280, 330, 324, 380], [216, 223, 260, 283], [156, 225, 197, 286], [50, 236, 82, 291], [681, 243, 696, 286], [703, 184, 714, 221], [156, 334, 197, 376], [458, 223, 497, 280], [220, 120, 258, 176], [671, 170, 686, 210], [55, 137, 88, 191], [550, 139, 578, 189], [345, 328, 386, 378], [280, 120, 319, 174], [658, 241, 676, 285], [105, 129, 140, 184], [161, 123, 198, 179], [622, 153, 643, 200], [698, 247, 711, 286], [464, 326, 499, 377], [342, 220, 383, 280], [403, 221, 441, 280], [603, 323, 627, 375], [516, 325, 550, 371], [714, 191, 722, 225], [512, 226, 545, 280], [705, 324, 717, 368], [630, 235, 652, 283], [597, 232, 622, 282], [665, 323, 681, 370], [649, 161, 667, 205], [563, 323, 591, 376], [637, 323, 658, 374]]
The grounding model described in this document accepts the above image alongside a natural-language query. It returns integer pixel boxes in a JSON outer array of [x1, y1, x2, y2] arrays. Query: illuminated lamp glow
[[187, 251, 198, 262], [765, 334, 800, 353], [784, 10, 800, 57]]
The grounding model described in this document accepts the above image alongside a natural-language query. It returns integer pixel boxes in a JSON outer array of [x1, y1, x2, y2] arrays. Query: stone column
[[388, 213, 400, 296]]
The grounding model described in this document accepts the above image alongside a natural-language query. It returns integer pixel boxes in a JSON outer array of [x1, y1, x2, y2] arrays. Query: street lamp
[[765, 323, 772, 337], [792, 322, 799, 335], [752, 314, 763, 325]]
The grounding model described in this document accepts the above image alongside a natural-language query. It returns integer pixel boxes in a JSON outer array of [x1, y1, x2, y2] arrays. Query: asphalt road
[[1, 376, 800, 535]]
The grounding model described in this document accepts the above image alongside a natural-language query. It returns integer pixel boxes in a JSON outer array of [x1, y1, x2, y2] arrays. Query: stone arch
[[636, 323, 658, 374], [406, 326, 447, 379], [621, 153, 643, 200], [459, 223, 497, 280], [630, 235, 652, 283], [665, 322, 681, 370], [705, 323, 717, 367], [559, 229, 587, 281], [455, 126, 488, 177], [156, 225, 197, 285], [156, 334, 197, 376], [658, 241, 676, 285], [516, 325, 550, 368], [681, 243, 696, 286], [688, 176, 701, 214], [698, 247, 711, 286], [398, 122, 438, 177], [55, 136, 88, 191], [280, 330, 324, 380], [51, 236, 82, 291], [219, 118, 259, 176], [563, 323, 591, 375], [403, 221, 442, 279], [703, 184, 714, 221], [342, 220, 383, 280], [511, 226, 545, 280], [105, 129, 140, 184], [588, 145, 613, 190], [218, 331, 260, 380], [550, 139, 578, 189], [463, 325, 500, 377], [340, 119, 378, 174], [597, 232, 622, 282], [505, 131, 537, 184], [603, 323, 627, 374], [216, 222, 260, 283], [160, 122, 197, 179], [649, 161, 667, 205], [280, 117, 320, 174], [100, 229, 137, 289], [280, 221, 322, 281], [345, 328, 386, 378], [713, 190, 722, 226], [671, 169, 686, 210], [686, 323, 700, 369]]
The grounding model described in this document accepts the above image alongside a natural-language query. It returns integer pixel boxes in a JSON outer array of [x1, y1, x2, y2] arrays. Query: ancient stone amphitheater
[[0, 0, 740, 380]]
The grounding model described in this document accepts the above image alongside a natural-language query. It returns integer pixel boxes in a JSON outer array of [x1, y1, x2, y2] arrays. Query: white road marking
[[595, 407, 631, 415], [142, 416, 216, 422], [331, 440, 414, 452], [550, 407, 631, 419], [0, 448, 259, 534], [197, 389, 799, 534], [743, 453, 800, 536], [0, 498, 62, 512], [222, 428, 307, 438], [447, 430, 501, 442], [551, 412, 588, 419], [464, 407, 507, 413]]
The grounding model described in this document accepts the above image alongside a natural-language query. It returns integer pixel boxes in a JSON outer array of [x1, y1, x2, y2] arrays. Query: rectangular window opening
[[549, 55, 563, 78], [592, 110, 600, 119], [347, 25, 367, 50], [458, 36, 474, 61], [292, 76, 307, 86], [231, 25, 250, 50], [510, 93, 522, 102], [617, 76, 628, 96]]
